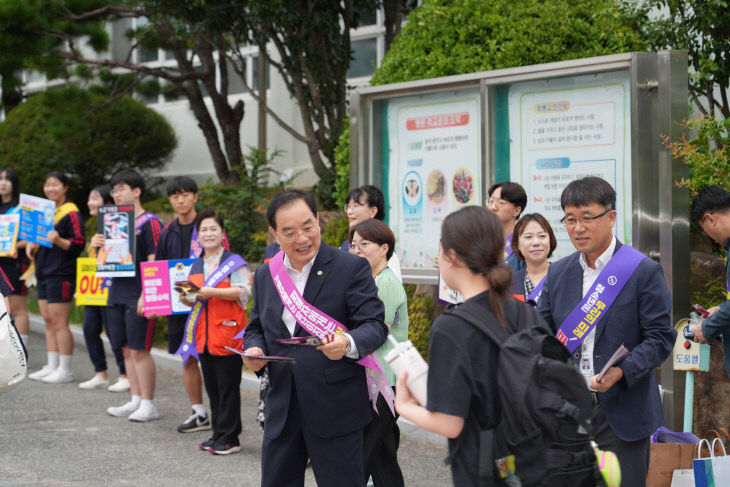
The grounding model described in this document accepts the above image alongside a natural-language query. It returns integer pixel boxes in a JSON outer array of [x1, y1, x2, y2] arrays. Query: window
[[252, 56, 270, 92], [348, 38, 377, 78]]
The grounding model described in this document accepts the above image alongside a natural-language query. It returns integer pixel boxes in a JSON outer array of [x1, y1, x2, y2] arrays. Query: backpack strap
[[444, 300, 511, 346]]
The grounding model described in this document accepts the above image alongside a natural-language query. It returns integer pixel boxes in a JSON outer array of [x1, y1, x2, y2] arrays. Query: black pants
[[261, 381, 365, 487], [199, 352, 242, 445], [82, 306, 125, 374], [363, 393, 404, 487], [614, 436, 650, 487]]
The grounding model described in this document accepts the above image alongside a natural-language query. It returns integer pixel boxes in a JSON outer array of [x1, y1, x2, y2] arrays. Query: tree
[[0, 86, 176, 206], [643, 0, 730, 120], [1, 0, 382, 195], [371, 0, 648, 86]]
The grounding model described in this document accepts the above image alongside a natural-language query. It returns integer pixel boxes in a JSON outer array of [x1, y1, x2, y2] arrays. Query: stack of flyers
[[225, 346, 296, 364], [174, 280, 200, 302]]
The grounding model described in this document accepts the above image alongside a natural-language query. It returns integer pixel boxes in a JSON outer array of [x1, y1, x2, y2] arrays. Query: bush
[[321, 214, 350, 248], [197, 147, 283, 263], [371, 0, 648, 86], [669, 116, 730, 196], [404, 283, 435, 360], [0, 86, 176, 210], [333, 122, 351, 208]]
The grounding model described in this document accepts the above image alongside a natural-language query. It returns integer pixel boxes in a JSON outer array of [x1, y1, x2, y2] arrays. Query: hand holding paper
[[590, 344, 630, 391]]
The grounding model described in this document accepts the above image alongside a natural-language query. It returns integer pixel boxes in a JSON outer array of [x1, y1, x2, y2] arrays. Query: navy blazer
[[244, 242, 387, 440], [537, 240, 676, 441]]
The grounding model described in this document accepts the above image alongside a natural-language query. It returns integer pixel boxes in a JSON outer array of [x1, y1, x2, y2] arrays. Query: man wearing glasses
[[243, 190, 387, 487], [689, 186, 730, 377], [487, 181, 528, 271], [537, 177, 675, 486]]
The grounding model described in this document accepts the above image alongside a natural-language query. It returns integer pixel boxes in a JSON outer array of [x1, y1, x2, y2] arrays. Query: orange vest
[[188, 254, 247, 356]]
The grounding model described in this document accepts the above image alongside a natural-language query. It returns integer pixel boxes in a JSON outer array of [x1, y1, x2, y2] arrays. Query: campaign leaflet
[[18, 193, 55, 248], [96, 205, 135, 277], [140, 259, 196, 317], [0, 213, 20, 257], [75, 257, 109, 306]]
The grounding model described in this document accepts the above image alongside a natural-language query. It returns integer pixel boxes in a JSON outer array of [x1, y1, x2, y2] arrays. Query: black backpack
[[443, 298, 617, 487]]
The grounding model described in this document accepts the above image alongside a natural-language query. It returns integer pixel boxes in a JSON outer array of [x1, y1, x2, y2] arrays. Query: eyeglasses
[[350, 241, 374, 252], [277, 224, 318, 241], [560, 208, 611, 227], [487, 198, 511, 207], [344, 202, 365, 212]]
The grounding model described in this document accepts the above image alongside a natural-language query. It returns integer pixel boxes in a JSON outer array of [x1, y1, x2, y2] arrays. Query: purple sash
[[135, 212, 158, 232], [267, 250, 394, 414], [527, 275, 546, 303], [503, 234, 513, 263], [189, 226, 202, 259], [556, 245, 645, 353], [176, 253, 247, 363]]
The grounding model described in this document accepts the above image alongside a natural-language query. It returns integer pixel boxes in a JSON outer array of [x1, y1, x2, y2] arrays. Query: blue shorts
[[37, 277, 74, 303], [106, 302, 156, 351]]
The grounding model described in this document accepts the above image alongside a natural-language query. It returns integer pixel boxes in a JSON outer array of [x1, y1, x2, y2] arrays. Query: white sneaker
[[128, 403, 160, 422], [79, 375, 110, 390], [42, 368, 73, 384], [108, 377, 130, 392], [28, 365, 56, 381], [107, 401, 140, 417]]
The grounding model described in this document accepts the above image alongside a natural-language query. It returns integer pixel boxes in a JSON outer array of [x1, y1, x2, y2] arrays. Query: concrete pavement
[[0, 326, 452, 486]]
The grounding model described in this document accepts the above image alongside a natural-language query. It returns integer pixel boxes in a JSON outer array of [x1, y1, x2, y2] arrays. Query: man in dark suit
[[537, 177, 675, 487], [243, 190, 387, 487]]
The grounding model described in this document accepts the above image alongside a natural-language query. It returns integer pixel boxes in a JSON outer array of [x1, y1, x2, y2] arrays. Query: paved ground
[[0, 331, 452, 486]]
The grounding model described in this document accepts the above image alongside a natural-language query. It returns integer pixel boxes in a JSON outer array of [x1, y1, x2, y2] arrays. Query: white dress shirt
[[281, 252, 359, 358], [578, 235, 617, 387]]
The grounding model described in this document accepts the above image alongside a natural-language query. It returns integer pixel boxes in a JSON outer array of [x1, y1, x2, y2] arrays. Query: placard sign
[[96, 205, 136, 277], [0, 213, 20, 257], [140, 258, 195, 317], [18, 194, 55, 248], [75, 257, 109, 306], [508, 71, 632, 259], [386, 89, 482, 269]]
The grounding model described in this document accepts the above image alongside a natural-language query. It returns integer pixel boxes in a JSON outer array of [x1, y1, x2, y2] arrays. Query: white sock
[[141, 398, 155, 410], [48, 351, 60, 370], [192, 404, 206, 417], [20, 334, 29, 347], [59, 355, 72, 372], [130, 395, 142, 409]]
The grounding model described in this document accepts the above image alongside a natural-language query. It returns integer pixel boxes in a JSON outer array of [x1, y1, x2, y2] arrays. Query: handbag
[[693, 438, 730, 487], [0, 298, 27, 395]]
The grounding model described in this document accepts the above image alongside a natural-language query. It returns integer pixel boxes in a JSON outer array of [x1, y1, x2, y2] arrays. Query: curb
[[29, 314, 446, 446]]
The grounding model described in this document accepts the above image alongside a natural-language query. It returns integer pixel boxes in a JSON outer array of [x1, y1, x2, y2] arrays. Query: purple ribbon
[[555, 245, 645, 353], [503, 233, 513, 263], [134, 212, 158, 232], [189, 226, 202, 259], [176, 253, 247, 363], [264, 250, 394, 414], [527, 275, 546, 303]]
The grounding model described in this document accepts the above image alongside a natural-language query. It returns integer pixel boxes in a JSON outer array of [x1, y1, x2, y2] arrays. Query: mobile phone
[[693, 304, 710, 319]]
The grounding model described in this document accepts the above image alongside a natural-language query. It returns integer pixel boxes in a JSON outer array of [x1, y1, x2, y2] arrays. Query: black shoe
[[199, 438, 216, 451], [178, 410, 211, 433], [209, 442, 241, 455]]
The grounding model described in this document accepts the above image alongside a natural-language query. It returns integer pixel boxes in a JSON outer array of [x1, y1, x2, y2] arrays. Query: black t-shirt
[[179, 221, 194, 259], [427, 291, 503, 487]]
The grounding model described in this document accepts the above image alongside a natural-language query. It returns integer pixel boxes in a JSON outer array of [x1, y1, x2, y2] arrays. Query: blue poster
[[18, 194, 55, 248]]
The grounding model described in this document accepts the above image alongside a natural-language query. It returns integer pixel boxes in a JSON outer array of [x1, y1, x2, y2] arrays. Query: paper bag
[[693, 438, 730, 487], [647, 442, 698, 487]]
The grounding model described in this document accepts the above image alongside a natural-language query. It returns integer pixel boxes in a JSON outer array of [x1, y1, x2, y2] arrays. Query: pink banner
[[141, 261, 172, 317]]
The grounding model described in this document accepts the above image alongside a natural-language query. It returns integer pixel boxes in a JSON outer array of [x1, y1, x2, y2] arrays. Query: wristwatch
[[344, 335, 352, 356]]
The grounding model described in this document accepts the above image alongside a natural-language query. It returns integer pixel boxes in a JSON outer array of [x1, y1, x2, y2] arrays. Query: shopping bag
[[693, 438, 730, 487], [647, 442, 698, 487], [670, 469, 693, 487], [0, 298, 27, 394]]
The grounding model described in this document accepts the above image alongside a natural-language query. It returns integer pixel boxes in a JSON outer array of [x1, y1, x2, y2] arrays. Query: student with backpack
[[395, 206, 614, 487]]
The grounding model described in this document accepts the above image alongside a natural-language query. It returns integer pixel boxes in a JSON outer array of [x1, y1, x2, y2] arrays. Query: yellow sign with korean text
[[76, 257, 109, 306]]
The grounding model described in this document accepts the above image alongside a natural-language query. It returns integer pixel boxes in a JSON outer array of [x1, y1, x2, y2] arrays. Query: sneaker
[[107, 401, 140, 417], [28, 365, 55, 381], [178, 410, 212, 433], [42, 368, 73, 384], [128, 403, 160, 422], [79, 375, 110, 390], [209, 442, 241, 455], [108, 377, 130, 392], [199, 438, 216, 452]]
